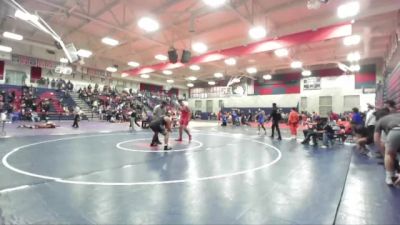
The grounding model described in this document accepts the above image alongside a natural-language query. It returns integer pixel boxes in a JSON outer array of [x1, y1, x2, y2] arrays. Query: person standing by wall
[[269, 103, 282, 140], [72, 106, 80, 128], [288, 108, 300, 140]]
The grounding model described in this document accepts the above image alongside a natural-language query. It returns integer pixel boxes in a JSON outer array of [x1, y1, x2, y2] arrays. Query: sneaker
[[164, 146, 172, 151], [386, 176, 394, 185], [277, 137, 282, 141], [301, 141, 308, 145], [150, 143, 157, 147]]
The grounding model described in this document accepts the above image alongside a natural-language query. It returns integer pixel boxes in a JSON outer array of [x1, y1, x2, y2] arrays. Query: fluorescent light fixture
[[202, 0, 226, 7], [0, 45, 12, 53], [106, 66, 117, 73], [128, 61, 140, 67], [232, 78, 241, 83], [15, 9, 38, 21], [138, 17, 160, 32], [302, 70, 312, 76], [224, 58, 236, 66], [263, 74, 272, 80], [350, 64, 361, 72], [167, 79, 174, 83], [101, 37, 119, 46], [214, 72, 224, 78], [347, 52, 361, 62], [192, 42, 208, 53], [121, 73, 129, 77], [163, 70, 173, 75], [291, 61, 303, 69], [187, 76, 197, 81], [140, 74, 150, 79], [77, 49, 92, 58], [343, 35, 361, 46], [246, 67, 257, 74], [2, 31, 23, 41], [189, 65, 200, 71], [208, 81, 216, 85], [337, 1, 360, 19], [274, 48, 289, 57], [155, 54, 168, 61], [59, 58, 69, 63], [249, 26, 267, 40], [187, 83, 194, 87]]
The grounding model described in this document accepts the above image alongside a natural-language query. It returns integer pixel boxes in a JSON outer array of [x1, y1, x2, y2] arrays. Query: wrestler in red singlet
[[176, 99, 192, 142]]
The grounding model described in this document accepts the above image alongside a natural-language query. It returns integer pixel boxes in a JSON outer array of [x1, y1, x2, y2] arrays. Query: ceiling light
[[246, 67, 257, 74], [121, 73, 129, 77], [291, 61, 303, 69], [347, 52, 361, 62], [192, 42, 208, 53], [214, 72, 224, 78], [77, 49, 92, 58], [263, 74, 272, 80], [0, 45, 12, 53], [274, 48, 289, 57], [140, 74, 150, 79], [337, 1, 360, 19], [350, 64, 360, 72], [106, 66, 117, 73], [138, 17, 160, 32], [163, 70, 173, 75], [202, 0, 226, 7], [343, 35, 361, 46], [167, 79, 174, 84], [155, 54, 168, 61], [101, 37, 119, 46], [249, 26, 267, 40], [208, 81, 216, 85], [302, 70, 312, 76], [187, 76, 197, 81], [189, 65, 200, 71], [187, 83, 194, 87], [232, 78, 241, 83], [59, 58, 69, 63], [224, 58, 236, 66], [128, 61, 140, 67], [2, 31, 23, 41], [15, 9, 38, 21]]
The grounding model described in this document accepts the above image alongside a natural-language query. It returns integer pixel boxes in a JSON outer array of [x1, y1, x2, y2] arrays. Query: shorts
[[150, 125, 166, 135], [180, 119, 189, 126], [258, 120, 265, 125], [385, 128, 400, 153]]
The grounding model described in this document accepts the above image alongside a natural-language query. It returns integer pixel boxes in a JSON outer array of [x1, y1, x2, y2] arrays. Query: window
[[195, 100, 202, 110], [300, 97, 307, 111], [344, 95, 360, 111], [206, 100, 213, 113], [218, 100, 224, 108], [319, 96, 332, 116]]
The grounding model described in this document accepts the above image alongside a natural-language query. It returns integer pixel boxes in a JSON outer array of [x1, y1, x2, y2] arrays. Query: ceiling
[[0, 0, 399, 88]]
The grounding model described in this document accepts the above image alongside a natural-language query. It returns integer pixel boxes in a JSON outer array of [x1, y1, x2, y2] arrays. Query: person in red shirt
[[288, 108, 300, 139], [175, 99, 192, 142]]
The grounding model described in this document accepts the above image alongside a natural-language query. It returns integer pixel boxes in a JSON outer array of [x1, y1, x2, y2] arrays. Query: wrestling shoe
[[164, 146, 172, 151], [175, 138, 183, 142]]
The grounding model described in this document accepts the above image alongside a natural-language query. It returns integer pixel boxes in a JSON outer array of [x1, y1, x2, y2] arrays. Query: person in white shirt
[[365, 104, 376, 152]]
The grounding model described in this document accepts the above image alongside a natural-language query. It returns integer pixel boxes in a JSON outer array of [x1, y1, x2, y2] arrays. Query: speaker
[[168, 48, 178, 63], [181, 50, 191, 63]]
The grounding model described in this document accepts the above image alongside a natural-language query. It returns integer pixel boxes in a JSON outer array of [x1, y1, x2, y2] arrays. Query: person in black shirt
[[269, 103, 282, 140], [149, 115, 172, 150]]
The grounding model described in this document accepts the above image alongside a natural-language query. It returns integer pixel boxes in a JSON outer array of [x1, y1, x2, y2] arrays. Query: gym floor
[[0, 122, 399, 224]]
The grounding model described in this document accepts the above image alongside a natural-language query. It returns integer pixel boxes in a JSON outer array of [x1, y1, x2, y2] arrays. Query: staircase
[[70, 92, 99, 120]]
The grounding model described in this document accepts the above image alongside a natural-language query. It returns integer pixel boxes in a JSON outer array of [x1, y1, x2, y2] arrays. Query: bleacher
[[0, 84, 84, 121]]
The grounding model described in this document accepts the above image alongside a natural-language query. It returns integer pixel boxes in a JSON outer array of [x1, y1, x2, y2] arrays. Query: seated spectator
[[301, 118, 325, 146]]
